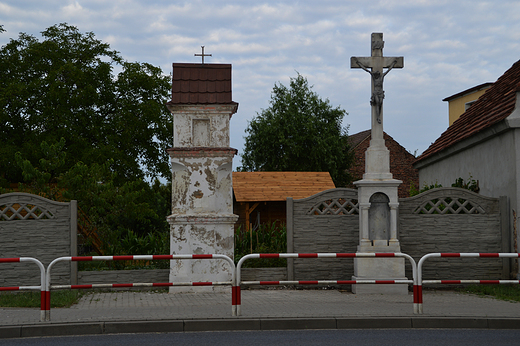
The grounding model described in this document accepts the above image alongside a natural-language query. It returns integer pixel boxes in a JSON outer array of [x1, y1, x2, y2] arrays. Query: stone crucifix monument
[[350, 33, 407, 294]]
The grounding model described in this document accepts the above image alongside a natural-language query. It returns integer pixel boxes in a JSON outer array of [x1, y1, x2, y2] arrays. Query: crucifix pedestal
[[351, 33, 407, 294]]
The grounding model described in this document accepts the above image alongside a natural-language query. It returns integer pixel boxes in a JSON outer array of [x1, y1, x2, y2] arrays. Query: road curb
[[1, 317, 520, 339]]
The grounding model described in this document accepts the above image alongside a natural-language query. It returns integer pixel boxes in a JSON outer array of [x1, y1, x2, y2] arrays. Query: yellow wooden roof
[[232, 172, 335, 202]]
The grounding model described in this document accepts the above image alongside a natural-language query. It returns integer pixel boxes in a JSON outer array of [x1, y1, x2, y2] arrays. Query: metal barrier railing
[[236, 252, 417, 316], [0, 257, 46, 321], [45, 254, 235, 321], [8, 251, 519, 321], [416, 252, 520, 314]]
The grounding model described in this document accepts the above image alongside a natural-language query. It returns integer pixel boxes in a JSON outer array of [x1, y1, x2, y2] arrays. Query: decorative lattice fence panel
[[0, 202, 56, 220], [307, 197, 359, 216], [0, 193, 77, 286], [413, 197, 485, 215], [288, 188, 359, 281], [399, 187, 509, 281]]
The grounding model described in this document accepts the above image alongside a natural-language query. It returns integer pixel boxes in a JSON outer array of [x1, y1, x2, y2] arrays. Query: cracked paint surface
[[170, 155, 234, 214], [166, 103, 238, 293]]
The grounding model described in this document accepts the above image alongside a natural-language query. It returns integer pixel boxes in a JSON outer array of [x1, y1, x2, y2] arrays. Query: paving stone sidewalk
[[1, 289, 519, 326]]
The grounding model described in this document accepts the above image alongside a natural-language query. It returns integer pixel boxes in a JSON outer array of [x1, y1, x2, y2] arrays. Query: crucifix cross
[[195, 46, 212, 64], [351, 33, 403, 141]]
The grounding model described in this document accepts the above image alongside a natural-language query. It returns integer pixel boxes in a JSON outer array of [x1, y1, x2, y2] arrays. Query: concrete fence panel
[[0, 193, 77, 286], [288, 188, 359, 281], [399, 187, 509, 280]]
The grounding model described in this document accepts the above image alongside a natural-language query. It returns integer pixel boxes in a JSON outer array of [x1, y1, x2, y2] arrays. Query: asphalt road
[[2, 329, 520, 346]]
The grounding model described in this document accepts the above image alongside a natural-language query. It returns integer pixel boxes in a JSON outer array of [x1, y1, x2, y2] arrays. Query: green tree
[[240, 73, 354, 187], [0, 24, 172, 261], [0, 23, 172, 185], [8, 140, 171, 262]]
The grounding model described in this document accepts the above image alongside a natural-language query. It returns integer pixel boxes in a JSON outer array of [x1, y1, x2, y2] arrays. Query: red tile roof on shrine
[[167, 63, 234, 105], [416, 59, 520, 163]]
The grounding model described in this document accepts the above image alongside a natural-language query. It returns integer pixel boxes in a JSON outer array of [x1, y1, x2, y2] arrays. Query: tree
[[0, 23, 172, 185], [9, 139, 171, 263], [240, 73, 354, 187], [0, 24, 173, 261]]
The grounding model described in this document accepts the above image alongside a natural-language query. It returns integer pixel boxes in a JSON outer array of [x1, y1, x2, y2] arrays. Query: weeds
[[0, 290, 83, 308], [234, 221, 287, 268], [458, 284, 520, 302], [79, 229, 170, 271]]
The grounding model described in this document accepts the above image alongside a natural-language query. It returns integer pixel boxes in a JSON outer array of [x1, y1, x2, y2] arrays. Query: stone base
[[169, 285, 231, 294], [168, 213, 237, 293], [364, 140, 391, 178], [352, 242, 408, 295]]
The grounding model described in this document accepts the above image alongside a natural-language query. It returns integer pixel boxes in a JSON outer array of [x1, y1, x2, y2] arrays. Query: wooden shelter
[[232, 172, 335, 231]]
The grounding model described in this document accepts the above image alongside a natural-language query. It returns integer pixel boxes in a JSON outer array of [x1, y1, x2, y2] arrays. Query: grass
[[0, 290, 83, 308], [457, 284, 520, 303]]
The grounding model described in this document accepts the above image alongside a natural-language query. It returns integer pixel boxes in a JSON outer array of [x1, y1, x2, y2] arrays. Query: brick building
[[348, 130, 419, 198]]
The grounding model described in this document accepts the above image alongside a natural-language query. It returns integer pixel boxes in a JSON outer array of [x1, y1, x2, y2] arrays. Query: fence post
[[499, 196, 511, 278], [286, 197, 294, 281], [70, 200, 78, 285], [0, 257, 47, 322]]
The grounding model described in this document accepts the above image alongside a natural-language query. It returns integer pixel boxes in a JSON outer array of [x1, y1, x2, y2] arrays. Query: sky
[[1, 0, 520, 170]]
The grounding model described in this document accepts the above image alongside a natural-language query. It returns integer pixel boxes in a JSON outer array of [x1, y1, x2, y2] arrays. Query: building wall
[[172, 109, 231, 148], [417, 127, 520, 268], [448, 88, 490, 126], [417, 130, 517, 212]]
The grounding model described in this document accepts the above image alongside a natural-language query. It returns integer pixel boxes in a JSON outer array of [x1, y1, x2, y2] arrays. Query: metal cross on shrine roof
[[195, 46, 212, 64]]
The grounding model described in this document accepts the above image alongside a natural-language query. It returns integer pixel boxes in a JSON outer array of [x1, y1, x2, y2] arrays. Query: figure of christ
[[354, 58, 399, 124]]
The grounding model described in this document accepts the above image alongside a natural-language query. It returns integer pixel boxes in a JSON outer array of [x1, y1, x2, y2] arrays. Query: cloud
[[1, 0, 520, 164], [61, 1, 84, 16]]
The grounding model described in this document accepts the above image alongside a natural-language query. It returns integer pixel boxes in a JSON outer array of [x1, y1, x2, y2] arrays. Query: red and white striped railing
[[52, 282, 231, 290], [241, 280, 413, 285], [0, 257, 46, 321], [9, 251, 518, 321], [45, 254, 235, 321], [416, 252, 520, 314], [236, 252, 417, 316]]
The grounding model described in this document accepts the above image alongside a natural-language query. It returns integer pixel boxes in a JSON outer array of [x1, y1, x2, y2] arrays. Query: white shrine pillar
[[351, 33, 407, 294], [166, 63, 238, 292]]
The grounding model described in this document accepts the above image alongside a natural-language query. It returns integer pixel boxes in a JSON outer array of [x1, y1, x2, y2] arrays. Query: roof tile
[[167, 63, 234, 105], [416, 59, 520, 163]]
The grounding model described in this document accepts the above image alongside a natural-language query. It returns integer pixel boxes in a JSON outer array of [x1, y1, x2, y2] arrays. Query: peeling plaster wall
[[168, 215, 236, 292], [168, 151, 237, 292], [170, 105, 235, 148], [166, 103, 238, 293], [170, 155, 234, 215]]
